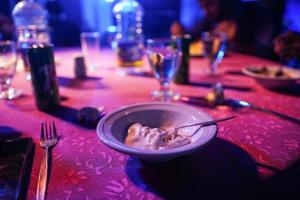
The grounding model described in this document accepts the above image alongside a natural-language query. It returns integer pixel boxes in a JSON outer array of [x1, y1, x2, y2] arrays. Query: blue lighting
[[216, 50, 225, 63], [239, 101, 250, 107], [179, 0, 204, 30], [24, 32, 31, 38], [80, 0, 113, 34], [107, 25, 117, 33], [36, 0, 300, 47], [283, 0, 300, 32]]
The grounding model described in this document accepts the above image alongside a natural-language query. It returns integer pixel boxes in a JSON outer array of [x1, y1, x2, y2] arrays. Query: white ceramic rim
[[96, 102, 217, 156], [242, 66, 300, 81]]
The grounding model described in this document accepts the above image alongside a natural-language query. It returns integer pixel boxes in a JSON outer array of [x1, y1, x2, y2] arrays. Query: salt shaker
[[74, 55, 87, 79]]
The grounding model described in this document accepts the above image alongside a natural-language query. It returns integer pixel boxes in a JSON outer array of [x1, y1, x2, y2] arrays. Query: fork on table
[[36, 121, 59, 200]]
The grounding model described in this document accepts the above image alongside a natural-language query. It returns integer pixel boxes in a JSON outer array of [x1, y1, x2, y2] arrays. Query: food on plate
[[248, 66, 291, 78], [124, 123, 191, 150]]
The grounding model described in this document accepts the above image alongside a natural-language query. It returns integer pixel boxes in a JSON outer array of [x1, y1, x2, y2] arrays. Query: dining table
[[1, 48, 300, 200]]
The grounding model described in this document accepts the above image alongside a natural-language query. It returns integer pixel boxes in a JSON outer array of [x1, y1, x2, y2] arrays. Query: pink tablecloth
[[1, 48, 300, 199]]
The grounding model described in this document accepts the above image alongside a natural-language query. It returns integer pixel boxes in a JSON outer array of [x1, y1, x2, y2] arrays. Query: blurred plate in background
[[242, 66, 300, 89]]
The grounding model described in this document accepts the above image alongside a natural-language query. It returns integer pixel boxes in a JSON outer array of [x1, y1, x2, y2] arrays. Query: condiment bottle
[[27, 43, 60, 111], [174, 34, 191, 84], [74, 55, 87, 79]]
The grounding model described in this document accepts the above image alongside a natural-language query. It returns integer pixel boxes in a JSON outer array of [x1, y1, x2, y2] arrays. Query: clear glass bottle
[[113, 0, 144, 67], [12, 0, 51, 78]]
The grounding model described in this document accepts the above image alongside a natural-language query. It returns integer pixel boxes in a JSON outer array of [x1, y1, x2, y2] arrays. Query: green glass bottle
[[27, 43, 60, 111], [174, 34, 191, 85]]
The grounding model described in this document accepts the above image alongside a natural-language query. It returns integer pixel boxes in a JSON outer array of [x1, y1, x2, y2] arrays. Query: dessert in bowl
[[96, 102, 217, 162]]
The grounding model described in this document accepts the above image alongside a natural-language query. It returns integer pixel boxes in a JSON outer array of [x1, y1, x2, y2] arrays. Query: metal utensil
[[225, 99, 300, 125], [210, 83, 300, 125], [36, 122, 59, 200], [176, 116, 236, 131]]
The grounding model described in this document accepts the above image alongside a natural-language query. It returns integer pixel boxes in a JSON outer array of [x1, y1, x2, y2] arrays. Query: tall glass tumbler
[[0, 41, 22, 99], [80, 32, 100, 71], [201, 32, 227, 74]]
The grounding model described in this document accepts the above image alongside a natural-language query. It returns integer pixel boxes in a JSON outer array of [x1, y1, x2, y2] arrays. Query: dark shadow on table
[[125, 138, 300, 200], [3, 95, 68, 112], [268, 83, 300, 97], [8, 93, 29, 100], [0, 126, 22, 140], [60, 95, 69, 102], [189, 81, 252, 92], [58, 76, 108, 89], [45, 105, 101, 129], [225, 70, 247, 76], [125, 138, 260, 200], [258, 159, 300, 200]]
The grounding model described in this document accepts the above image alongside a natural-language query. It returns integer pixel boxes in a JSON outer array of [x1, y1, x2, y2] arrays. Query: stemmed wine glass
[[146, 38, 182, 101], [0, 41, 22, 99], [201, 32, 227, 74]]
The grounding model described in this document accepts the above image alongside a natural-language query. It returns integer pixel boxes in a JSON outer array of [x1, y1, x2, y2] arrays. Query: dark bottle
[[174, 34, 191, 84], [27, 43, 60, 111]]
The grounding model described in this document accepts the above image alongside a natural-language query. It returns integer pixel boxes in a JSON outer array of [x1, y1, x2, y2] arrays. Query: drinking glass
[[146, 38, 182, 101], [80, 32, 100, 71], [0, 41, 22, 99], [201, 32, 227, 74]]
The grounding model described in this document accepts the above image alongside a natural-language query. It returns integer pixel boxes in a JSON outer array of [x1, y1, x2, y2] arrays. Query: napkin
[[0, 138, 34, 200]]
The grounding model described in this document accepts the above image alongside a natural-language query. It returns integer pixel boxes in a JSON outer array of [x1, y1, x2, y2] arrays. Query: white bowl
[[96, 102, 217, 162], [242, 66, 300, 89]]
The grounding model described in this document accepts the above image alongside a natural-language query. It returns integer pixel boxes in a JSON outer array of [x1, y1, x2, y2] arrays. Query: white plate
[[96, 102, 217, 162], [242, 66, 300, 89]]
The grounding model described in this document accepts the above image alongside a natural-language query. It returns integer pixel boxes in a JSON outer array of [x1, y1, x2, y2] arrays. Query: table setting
[[1, 0, 300, 198], [1, 31, 300, 200]]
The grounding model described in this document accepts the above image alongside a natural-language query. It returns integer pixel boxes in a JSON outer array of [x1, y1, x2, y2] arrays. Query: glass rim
[[0, 40, 15, 46], [146, 37, 180, 44], [171, 34, 191, 40], [201, 31, 227, 40], [80, 32, 100, 37]]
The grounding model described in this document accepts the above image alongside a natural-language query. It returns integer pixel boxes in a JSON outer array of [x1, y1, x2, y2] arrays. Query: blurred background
[[1, 0, 300, 61]]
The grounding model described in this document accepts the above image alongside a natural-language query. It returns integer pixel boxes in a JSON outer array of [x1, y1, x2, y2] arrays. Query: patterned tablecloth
[[1, 48, 300, 200]]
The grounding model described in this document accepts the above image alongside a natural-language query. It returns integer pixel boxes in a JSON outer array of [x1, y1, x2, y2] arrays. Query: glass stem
[[209, 58, 217, 74], [160, 81, 170, 93], [0, 77, 12, 92], [0, 83, 9, 93], [160, 81, 170, 92], [159, 81, 171, 102]]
